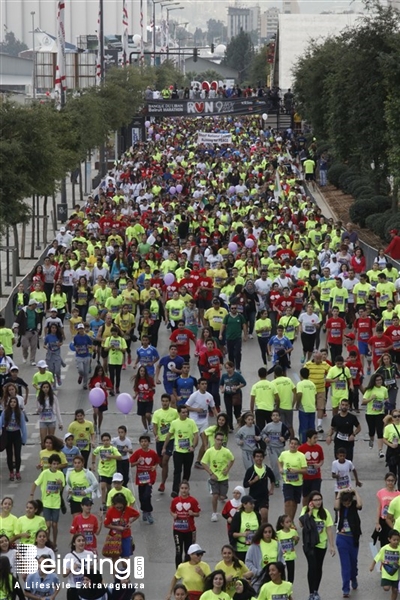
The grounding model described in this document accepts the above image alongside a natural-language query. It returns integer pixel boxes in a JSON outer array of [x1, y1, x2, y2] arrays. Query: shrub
[[338, 168, 360, 193], [327, 164, 348, 188], [349, 199, 378, 228], [365, 211, 393, 239], [352, 186, 374, 200], [384, 217, 400, 241], [370, 196, 392, 212], [348, 178, 368, 196]]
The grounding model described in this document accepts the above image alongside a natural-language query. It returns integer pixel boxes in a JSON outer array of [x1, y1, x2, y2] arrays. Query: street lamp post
[[164, 5, 183, 59], [152, 0, 172, 66], [30, 11, 36, 99]]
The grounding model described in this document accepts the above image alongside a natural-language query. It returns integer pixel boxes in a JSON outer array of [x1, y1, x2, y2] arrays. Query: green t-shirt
[[67, 469, 92, 502], [274, 376, 296, 411], [278, 315, 299, 341], [15, 515, 47, 544], [327, 366, 351, 400], [236, 510, 259, 552], [374, 544, 400, 582], [223, 313, 245, 341], [296, 379, 316, 413], [259, 538, 279, 568], [0, 328, 14, 355], [104, 336, 127, 365], [255, 318, 272, 338], [34, 469, 65, 508], [202, 446, 234, 481], [169, 417, 198, 453], [166, 299, 186, 321], [93, 445, 121, 477], [319, 278, 336, 302], [279, 450, 307, 486], [277, 528, 297, 561], [0, 513, 18, 539], [250, 380, 278, 411], [364, 386, 388, 415], [105, 295, 123, 314], [106, 486, 136, 507], [199, 590, 230, 600], [300, 506, 334, 548], [33, 372, 55, 395], [258, 580, 293, 600], [329, 287, 348, 309], [152, 407, 179, 442]]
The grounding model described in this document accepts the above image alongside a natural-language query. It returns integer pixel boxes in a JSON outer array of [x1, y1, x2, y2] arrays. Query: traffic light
[[211, 43, 215, 53], [193, 47, 198, 62]]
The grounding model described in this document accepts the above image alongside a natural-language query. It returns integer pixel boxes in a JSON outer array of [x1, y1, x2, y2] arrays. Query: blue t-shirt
[[90, 318, 105, 337], [269, 335, 293, 362], [159, 355, 184, 385], [62, 443, 80, 471], [73, 334, 93, 358], [136, 345, 160, 377], [44, 333, 60, 353], [26, 572, 60, 597], [174, 376, 198, 406]]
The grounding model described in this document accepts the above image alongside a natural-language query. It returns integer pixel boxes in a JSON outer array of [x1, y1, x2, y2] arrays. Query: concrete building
[[283, 0, 300, 13], [0, 53, 33, 93], [184, 56, 238, 80], [278, 13, 362, 90], [227, 5, 260, 40], [0, 0, 147, 50], [260, 7, 280, 42]]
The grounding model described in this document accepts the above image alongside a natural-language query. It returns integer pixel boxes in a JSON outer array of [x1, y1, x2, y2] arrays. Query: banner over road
[[145, 97, 271, 117]]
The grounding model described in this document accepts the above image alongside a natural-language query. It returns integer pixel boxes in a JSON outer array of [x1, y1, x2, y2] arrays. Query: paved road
[[4, 323, 387, 600]]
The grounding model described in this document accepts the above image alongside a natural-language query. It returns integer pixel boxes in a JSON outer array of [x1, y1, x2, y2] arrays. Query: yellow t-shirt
[[68, 420, 94, 452], [250, 380, 278, 411], [201, 446, 234, 481], [169, 418, 198, 453], [299, 506, 334, 549], [214, 560, 249, 598], [258, 580, 293, 600], [174, 561, 211, 592], [15, 515, 47, 544], [279, 450, 307, 486]]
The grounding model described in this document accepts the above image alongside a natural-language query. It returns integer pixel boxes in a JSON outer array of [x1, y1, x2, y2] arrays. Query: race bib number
[[337, 475, 350, 489], [178, 438, 190, 450], [138, 471, 151, 485], [174, 519, 189, 531]]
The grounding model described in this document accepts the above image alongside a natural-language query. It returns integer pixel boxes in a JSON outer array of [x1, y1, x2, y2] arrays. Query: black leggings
[[109, 364, 122, 390], [224, 393, 242, 429], [365, 413, 384, 438], [81, 448, 91, 469], [257, 337, 270, 365], [173, 530, 195, 567], [6, 430, 22, 472], [286, 559, 295, 583], [304, 546, 327, 593], [62, 286, 74, 313]]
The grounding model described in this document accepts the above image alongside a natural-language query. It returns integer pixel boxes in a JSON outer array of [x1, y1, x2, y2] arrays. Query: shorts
[[282, 483, 302, 504], [137, 401, 154, 416], [305, 173, 315, 181], [69, 499, 83, 514], [381, 578, 399, 589], [197, 299, 211, 310], [163, 382, 175, 395], [43, 507, 60, 522], [100, 475, 113, 485], [209, 478, 229, 497], [98, 402, 108, 413], [93, 340, 101, 347], [358, 341, 369, 355], [40, 421, 56, 429], [302, 479, 322, 498], [156, 440, 174, 458], [254, 497, 269, 511], [196, 420, 209, 434], [301, 332, 316, 353], [316, 392, 326, 411], [121, 535, 133, 558], [101, 348, 108, 359], [331, 395, 345, 409], [279, 409, 293, 428]]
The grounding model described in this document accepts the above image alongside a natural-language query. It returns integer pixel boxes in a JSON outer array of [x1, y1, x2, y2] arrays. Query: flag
[[122, 0, 129, 65], [55, 0, 66, 108], [96, 1, 102, 85]]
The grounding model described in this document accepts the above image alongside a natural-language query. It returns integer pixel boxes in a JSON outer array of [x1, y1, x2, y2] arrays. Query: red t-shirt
[[274, 296, 295, 314], [169, 328, 196, 356], [385, 325, 400, 353], [354, 316, 376, 343], [345, 359, 364, 386], [179, 277, 198, 296], [196, 277, 214, 302], [163, 284, 179, 300], [221, 500, 240, 532], [129, 449, 158, 486], [326, 317, 346, 344], [298, 442, 324, 480], [368, 335, 393, 363], [135, 377, 155, 403], [291, 288, 305, 309], [104, 506, 139, 537], [70, 514, 99, 550], [198, 349, 223, 379], [150, 277, 164, 292], [170, 495, 201, 533], [345, 343, 360, 360]]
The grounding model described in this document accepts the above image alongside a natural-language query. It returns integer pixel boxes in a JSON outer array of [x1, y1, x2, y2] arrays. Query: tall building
[[227, 5, 260, 40], [283, 0, 300, 14], [260, 7, 280, 42], [0, 0, 147, 48]]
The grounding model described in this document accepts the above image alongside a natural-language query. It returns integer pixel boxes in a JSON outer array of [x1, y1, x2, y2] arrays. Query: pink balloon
[[155, 133, 161, 141], [145, 121, 151, 128], [245, 238, 255, 248], [164, 272, 175, 286], [176, 184, 183, 193], [228, 241, 238, 252], [116, 393, 134, 415], [148, 127, 153, 135], [89, 387, 106, 408], [228, 186, 236, 194], [169, 186, 176, 195]]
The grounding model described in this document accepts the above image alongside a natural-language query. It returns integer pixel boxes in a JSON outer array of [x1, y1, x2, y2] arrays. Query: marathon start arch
[[144, 97, 272, 117]]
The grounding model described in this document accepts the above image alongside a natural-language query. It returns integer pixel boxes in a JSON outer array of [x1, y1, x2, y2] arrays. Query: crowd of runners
[[1, 115, 400, 600]]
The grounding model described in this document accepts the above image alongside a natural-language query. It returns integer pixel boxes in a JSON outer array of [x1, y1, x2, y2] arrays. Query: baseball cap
[[60, 226, 66, 233], [390, 229, 398, 235], [64, 433, 74, 441], [76, 323, 85, 329], [344, 332, 355, 340], [50, 307, 58, 312], [81, 498, 93, 506], [28, 299, 38, 306], [212, 298, 220, 304], [241, 495, 255, 504], [187, 543, 205, 555], [37, 360, 48, 369], [112, 473, 124, 482]]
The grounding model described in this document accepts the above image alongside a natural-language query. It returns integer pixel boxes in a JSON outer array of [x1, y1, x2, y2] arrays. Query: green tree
[[222, 30, 254, 83], [206, 19, 228, 45], [248, 45, 270, 86], [0, 30, 28, 56]]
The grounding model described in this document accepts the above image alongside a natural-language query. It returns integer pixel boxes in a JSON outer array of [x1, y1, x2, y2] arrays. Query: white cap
[[64, 433, 74, 441], [28, 299, 38, 306], [37, 360, 48, 368], [112, 473, 124, 482], [188, 543, 205, 555], [50, 307, 57, 312], [60, 226, 66, 233], [76, 323, 85, 329]]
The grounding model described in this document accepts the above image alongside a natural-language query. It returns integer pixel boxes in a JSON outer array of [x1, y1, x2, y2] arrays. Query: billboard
[[145, 97, 271, 117]]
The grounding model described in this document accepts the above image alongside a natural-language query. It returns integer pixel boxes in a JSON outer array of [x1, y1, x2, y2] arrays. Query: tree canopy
[[222, 30, 254, 83], [0, 30, 28, 56]]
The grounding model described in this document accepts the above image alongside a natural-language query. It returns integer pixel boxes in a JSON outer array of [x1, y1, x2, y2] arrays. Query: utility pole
[[99, 0, 107, 177], [31, 12, 36, 99]]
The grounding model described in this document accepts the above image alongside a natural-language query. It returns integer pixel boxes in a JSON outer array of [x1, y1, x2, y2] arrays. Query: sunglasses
[[394, 415, 400, 418]]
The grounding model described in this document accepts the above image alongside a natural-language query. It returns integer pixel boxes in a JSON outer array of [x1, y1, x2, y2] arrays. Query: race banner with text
[[197, 132, 232, 144], [145, 97, 271, 117]]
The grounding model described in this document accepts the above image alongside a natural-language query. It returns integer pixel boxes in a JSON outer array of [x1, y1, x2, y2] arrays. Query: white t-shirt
[[255, 277, 272, 297], [298, 312, 320, 335], [331, 459, 354, 492], [63, 550, 95, 587], [342, 277, 360, 304], [111, 436, 133, 460], [186, 391, 215, 424]]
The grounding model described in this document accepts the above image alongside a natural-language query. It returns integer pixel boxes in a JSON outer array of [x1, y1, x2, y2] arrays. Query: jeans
[[76, 356, 91, 386], [138, 483, 153, 513], [304, 546, 326, 593], [298, 411, 315, 443], [227, 338, 242, 370], [207, 379, 220, 409], [172, 451, 194, 494], [320, 169, 327, 186], [336, 534, 358, 594]]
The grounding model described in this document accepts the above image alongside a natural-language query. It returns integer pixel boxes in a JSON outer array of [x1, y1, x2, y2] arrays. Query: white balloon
[[262, 113, 268, 121], [147, 234, 156, 245]]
